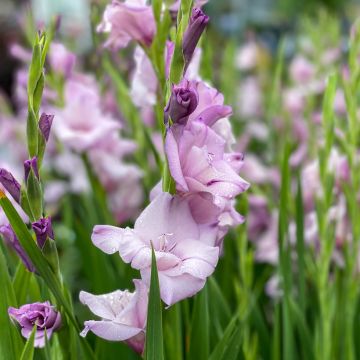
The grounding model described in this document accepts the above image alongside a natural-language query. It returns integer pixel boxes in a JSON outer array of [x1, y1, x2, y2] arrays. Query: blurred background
[[0, 0, 359, 109]]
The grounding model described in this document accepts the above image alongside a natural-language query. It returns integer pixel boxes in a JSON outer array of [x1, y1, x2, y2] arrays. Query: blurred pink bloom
[[289, 56, 315, 84], [165, 121, 249, 200], [97, 0, 156, 50], [334, 89, 346, 116], [130, 46, 157, 109], [240, 155, 279, 186], [321, 47, 341, 66], [283, 88, 305, 116], [235, 42, 259, 71], [80, 279, 148, 353], [92, 192, 219, 306], [237, 77, 263, 118], [54, 78, 120, 152], [90, 149, 143, 222], [49, 42, 76, 77]]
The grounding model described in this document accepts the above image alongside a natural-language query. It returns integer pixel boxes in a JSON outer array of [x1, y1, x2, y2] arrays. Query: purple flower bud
[[0, 225, 35, 272], [0, 168, 21, 203], [165, 80, 198, 125], [39, 113, 54, 142], [32, 217, 54, 249], [8, 301, 61, 348], [24, 157, 39, 182], [182, 8, 209, 69]]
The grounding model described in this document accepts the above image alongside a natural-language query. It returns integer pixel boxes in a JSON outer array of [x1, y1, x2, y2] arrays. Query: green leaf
[[13, 262, 32, 305], [208, 277, 231, 340], [20, 326, 36, 360], [145, 247, 164, 360], [218, 324, 242, 360], [26, 170, 43, 220], [0, 248, 23, 360], [27, 37, 42, 100], [26, 107, 38, 158], [295, 174, 306, 312], [188, 284, 209, 360], [0, 195, 77, 331], [209, 316, 238, 360], [33, 72, 45, 116]]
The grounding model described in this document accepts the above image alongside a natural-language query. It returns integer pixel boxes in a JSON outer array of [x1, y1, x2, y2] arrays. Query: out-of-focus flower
[[0, 168, 21, 203], [289, 56, 315, 84], [334, 89, 346, 116], [92, 192, 219, 306], [49, 43, 76, 77], [32, 217, 54, 249], [80, 279, 147, 353], [24, 157, 39, 182], [235, 42, 259, 71], [90, 148, 143, 222], [53, 78, 120, 152], [182, 8, 209, 69], [237, 77, 263, 118], [97, 0, 156, 50], [8, 302, 61, 348], [165, 121, 249, 201], [0, 225, 35, 272], [165, 80, 199, 125], [130, 46, 157, 110]]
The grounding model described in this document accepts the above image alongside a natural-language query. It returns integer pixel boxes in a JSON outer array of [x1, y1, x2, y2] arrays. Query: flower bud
[[0, 225, 35, 272], [182, 8, 209, 69], [0, 168, 21, 203], [24, 157, 39, 182], [165, 80, 198, 125], [39, 113, 54, 142], [32, 217, 54, 249]]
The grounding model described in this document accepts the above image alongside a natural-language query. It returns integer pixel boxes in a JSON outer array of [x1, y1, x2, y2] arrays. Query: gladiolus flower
[[92, 193, 219, 306], [183, 8, 209, 70], [32, 217, 54, 249], [24, 157, 39, 182], [165, 121, 249, 200], [0, 168, 21, 203], [0, 225, 35, 272], [8, 302, 61, 348], [97, 0, 156, 50], [164, 80, 199, 125], [80, 279, 148, 354], [39, 113, 54, 142]]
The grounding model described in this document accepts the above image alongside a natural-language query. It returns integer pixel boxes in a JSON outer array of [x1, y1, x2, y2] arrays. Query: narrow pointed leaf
[[20, 326, 36, 360], [188, 284, 209, 360], [145, 246, 164, 360], [0, 248, 23, 360]]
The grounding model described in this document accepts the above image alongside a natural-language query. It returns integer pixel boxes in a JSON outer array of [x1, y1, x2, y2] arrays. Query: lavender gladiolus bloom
[[80, 279, 148, 353], [24, 157, 39, 182], [32, 217, 54, 249], [8, 302, 61, 348], [164, 80, 198, 125], [39, 113, 54, 142], [97, 0, 156, 50], [183, 8, 209, 68], [0, 225, 35, 272], [92, 193, 219, 306], [0, 168, 21, 203], [165, 121, 249, 200]]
